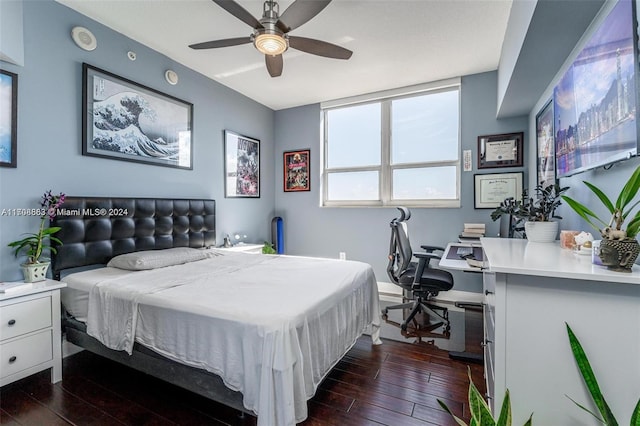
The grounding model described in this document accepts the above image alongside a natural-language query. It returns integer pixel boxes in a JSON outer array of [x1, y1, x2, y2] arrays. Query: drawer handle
[[8, 319, 16, 326], [485, 290, 494, 295], [481, 339, 493, 347], [9, 356, 17, 364]]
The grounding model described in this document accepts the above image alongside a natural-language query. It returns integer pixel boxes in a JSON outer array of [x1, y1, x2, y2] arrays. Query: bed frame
[[51, 197, 250, 415]]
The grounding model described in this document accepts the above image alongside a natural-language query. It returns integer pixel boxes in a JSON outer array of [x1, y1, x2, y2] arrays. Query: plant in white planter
[[7, 190, 65, 282], [562, 165, 640, 272], [491, 183, 569, 242]]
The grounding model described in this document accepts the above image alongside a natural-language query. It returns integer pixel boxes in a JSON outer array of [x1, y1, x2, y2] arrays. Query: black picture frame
[[224, 130, 260, 198], [0, 69, 17, 168], [536, 100, 555, 186], [82, 63, 193, 169], [474, 172, 523, 209], [283, 149, 310, 192], [478, 132, 524, 169]]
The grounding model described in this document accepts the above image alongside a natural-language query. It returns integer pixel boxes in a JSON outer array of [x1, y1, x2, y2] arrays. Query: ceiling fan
[[189, 0, 353, 77]]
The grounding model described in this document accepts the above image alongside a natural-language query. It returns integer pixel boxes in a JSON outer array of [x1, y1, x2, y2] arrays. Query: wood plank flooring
[[1, 309, 485, 426]]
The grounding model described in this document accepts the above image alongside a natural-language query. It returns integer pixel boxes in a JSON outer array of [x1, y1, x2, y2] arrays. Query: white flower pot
[[524, 221, 559, 243], [21, 261, 50, 283]]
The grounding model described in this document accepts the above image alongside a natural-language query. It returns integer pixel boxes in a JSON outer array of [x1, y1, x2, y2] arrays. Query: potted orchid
[[8, 190, 65, 282], [561, 164, 640, 272]]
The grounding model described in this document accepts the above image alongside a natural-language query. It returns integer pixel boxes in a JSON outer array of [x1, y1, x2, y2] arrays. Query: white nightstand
[[217, 243, 264, 254], [0, 279, 66, 386]]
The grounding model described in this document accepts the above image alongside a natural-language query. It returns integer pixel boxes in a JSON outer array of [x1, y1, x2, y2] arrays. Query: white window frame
[[320, 78, 461, 208]]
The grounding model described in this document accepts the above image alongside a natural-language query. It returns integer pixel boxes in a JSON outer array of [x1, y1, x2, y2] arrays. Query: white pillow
[[107, 247, 209, 270]]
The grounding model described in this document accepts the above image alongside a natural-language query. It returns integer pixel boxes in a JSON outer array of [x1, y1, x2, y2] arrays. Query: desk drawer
[[0, 330, 53, 379], [0, 296, 52, 341]]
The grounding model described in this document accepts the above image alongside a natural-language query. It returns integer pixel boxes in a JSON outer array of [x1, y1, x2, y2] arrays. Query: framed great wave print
[[0, 69, 17, 168], [82, 63, 193, 169]]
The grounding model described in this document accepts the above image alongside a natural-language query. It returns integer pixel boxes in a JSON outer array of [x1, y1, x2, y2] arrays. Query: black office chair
[[383, 207, 454, 331]]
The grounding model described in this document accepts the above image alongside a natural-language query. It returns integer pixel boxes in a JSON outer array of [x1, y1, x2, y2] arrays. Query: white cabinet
[[481, 238, 640, 426], [0, 280, 66, 386], [482, 270, 495, 410]]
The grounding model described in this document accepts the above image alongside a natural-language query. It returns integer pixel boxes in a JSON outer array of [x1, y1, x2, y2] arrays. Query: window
[[321, 79, 461, 207]]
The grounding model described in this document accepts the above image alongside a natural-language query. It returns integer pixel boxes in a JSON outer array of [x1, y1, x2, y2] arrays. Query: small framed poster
[[474, 172, 523, 209], [224, 130, 260, 198], [283, 149, 310, 192], [478, 132, 524, 169]]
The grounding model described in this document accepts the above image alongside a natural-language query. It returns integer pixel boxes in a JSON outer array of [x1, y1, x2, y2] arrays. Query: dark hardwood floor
[[1, 308, 485, 426]]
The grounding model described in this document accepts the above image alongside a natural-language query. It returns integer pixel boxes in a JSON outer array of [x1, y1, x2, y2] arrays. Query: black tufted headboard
[[50, 197, 215, 279]]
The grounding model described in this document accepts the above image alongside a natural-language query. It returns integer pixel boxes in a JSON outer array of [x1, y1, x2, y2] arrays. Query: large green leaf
[[562, 196, 607, 231], [616, 165, 640, 210], [626, 212, 640, 239], [496, 389, 512, 426], [468, 369, 495, 426], [630, 398, 640, 426], [437, 399, 469, 426], [566, 323, 618, 426], [584, 181, 615, 213]]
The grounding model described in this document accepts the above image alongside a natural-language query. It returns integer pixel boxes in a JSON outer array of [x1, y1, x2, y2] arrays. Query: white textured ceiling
[[56, 0, 513, 111]]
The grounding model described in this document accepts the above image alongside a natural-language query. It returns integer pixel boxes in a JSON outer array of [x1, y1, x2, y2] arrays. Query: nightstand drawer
[[0, 296, 52, 341], [0, 330, 53, 379]]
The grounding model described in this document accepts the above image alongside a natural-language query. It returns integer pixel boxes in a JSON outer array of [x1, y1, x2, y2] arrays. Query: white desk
[[481, 238, 640, 425]]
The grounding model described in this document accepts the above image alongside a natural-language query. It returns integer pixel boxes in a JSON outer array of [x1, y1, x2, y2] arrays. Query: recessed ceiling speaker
[[71, 26, 97, 51], [165, 70, 179, 85]]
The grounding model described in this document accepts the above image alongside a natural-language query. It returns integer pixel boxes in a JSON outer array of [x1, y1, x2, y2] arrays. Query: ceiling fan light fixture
[[254, 33, 287, 55]]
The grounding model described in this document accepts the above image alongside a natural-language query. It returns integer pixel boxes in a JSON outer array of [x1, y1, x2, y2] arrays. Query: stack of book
[[458, 223, 485, 243]]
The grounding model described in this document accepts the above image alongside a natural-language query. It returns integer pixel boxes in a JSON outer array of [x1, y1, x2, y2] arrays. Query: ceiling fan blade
[[212, 0, 263, 29], [265, 54, 283, 77], [288, 36, 352, 60], [276, 0, 332, 33], [189, 37, 252, 50]]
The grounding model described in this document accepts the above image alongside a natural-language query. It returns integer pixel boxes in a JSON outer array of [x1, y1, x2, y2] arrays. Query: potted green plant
[[438, 366, 533, 426], [561, 164, 640, 272], [565, 323, 640, 425], [262, 242, 276, 254], [491, 183, 569, 242], [7, 190, 65, 282]]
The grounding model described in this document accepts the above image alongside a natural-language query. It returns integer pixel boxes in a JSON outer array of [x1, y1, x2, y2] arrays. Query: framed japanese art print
[[0, 69, 17, 168], [82, 63, 193, 169], [224, 130, 260, 198], [283, 149, 310, 192], [535, 100, 555, 186], [478, 132, 523, 169], [474, 172, 523, 209]]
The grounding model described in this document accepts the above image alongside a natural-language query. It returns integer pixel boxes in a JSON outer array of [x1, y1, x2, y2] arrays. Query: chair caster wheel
[[382, 308, 388, 315], [401, 323, 407, 331]]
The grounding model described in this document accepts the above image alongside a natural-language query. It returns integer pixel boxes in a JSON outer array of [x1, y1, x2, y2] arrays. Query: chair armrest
[[420, 245, 445, 253], [414, 251, 441, 269], [414, 252, 441, 261]]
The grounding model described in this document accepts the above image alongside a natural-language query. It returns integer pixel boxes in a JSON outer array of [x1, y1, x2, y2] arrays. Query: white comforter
[[76, 251, 381, 426]]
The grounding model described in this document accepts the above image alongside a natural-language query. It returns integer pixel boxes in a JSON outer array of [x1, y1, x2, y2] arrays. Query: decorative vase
[[597, 239, 640, 273], [21, 261, 50, 283], [524, 221, 559, 243]]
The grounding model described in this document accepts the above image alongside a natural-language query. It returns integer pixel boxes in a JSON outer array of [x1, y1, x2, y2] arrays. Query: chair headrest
[[396, 206, 411, 222]]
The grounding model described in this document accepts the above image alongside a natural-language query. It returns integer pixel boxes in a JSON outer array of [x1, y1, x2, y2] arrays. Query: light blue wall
[[274, 71, 528, 292], [0, 0, 275, 281]]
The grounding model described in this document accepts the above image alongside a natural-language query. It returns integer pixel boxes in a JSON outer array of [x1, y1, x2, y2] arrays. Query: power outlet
[[339, 252, 346, 260]]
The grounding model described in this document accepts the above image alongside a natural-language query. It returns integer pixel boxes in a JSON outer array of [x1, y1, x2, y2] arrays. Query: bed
[[51, 197, 381, 426]]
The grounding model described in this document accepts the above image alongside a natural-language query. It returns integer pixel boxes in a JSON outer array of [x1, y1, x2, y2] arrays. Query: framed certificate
[[478, 132, 524, 169], [474, 172, 523, 209]]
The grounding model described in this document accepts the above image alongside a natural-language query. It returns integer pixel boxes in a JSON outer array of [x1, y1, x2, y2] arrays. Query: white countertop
[[480, 237, 640, 285]]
